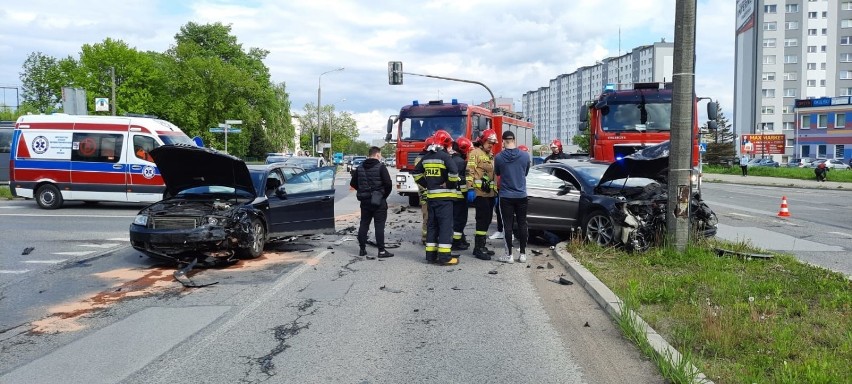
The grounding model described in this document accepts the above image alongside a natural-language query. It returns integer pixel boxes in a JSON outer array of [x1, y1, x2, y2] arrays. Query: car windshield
[[175, 185, 254, 198], [601, 102, 671, 132], [570, 164, 608, 186], [158, 133, 195, 145], [400, 116, 466, 141]]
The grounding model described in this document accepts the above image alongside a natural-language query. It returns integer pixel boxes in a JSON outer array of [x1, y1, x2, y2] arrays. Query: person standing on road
[[467, 129, 498, 260], [740, 155, 749, 177], [544, 139, 570, 162], [494, 130, 531, 263], [413, 130, 460, 265], [451, 137, 473, 251], [350, 146, 394, 259], [414, 137, 434, 244]]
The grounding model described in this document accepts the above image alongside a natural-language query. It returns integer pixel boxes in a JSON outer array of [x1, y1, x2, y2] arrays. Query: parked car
[[806, 158, 826, 168], [785, 157, 813, 168], [130, 145, 335, 265], [267, 155, 328, 170], [386, 157, 396, 167], [757, 158, 780, 167], [526, 142, 717, 251], [813, 158, 851, 170], [348, 156, 367, 173]]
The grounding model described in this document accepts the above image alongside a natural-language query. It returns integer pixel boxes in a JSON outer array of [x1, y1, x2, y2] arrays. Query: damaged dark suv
[[526, 141, 717, 251], [129, 145, 336, 264]]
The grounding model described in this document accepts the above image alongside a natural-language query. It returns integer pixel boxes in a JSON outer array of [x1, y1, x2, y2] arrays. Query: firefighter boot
[[425, 251, 438, 264], [472, 235, 491, 260], [460, 234, 471, 250], [451, 237, 469, 251]]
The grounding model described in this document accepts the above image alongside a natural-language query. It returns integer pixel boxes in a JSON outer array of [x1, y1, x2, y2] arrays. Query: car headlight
[[206, 216, 221, 226], [133, 214, 148, 226], [396, 175, 406, 182]]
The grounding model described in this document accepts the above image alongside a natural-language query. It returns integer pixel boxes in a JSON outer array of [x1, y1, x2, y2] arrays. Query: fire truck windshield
[[400, 116, 466, 141], [600, 102, 671, 132]]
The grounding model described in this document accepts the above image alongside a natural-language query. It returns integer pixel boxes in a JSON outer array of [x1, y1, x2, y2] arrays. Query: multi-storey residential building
[[522, 40, 673, 153], [735, 0, 852, 163]]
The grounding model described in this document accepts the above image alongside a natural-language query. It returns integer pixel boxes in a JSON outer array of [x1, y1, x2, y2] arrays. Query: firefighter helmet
[[456, 137, 473, 154], [518, 145, 529, 152], [478, 129, 498, 144], [433, 130, 453, 148], [550, 139, 563, 152]]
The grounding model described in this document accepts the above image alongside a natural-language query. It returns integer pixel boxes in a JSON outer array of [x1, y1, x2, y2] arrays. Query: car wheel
[[237, 218, 266, 259], [583, 210, 616, 246], [408, 194, 421, 207], [36, 184, 63, 210]]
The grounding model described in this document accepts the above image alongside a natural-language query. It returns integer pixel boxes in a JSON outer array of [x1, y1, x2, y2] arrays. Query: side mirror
[[707, 101, 718, 120], [385, 133, 392, 142], [579, 105, 588, 123], [275, 186, 287, 199], [386, 115, 397, 134], [557, 184, 572, 196], [708, 121, 718, 131]]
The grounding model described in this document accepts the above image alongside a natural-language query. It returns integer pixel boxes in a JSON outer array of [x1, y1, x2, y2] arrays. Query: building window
[[802, 145, 811, 157], [822, 62, 827, 70], [808, 63, 817, 70], [765, 4, 777, 13], [820, 79, 826, 86], [783, 106, 793, 114], [786, 21, 799, 30], [808, 12, 818, 18], [807, 45, 817, 53], [761, 122, 775, 132], [842, 87, 852, 96], [784, 38, 798, 47], [844, 2, 852, 11], [783, 122, 795, 130], [837, 145, 846, 157], [843, 20, 852, 28], [801, 115, 810, 129], [763, 89, 776, 98], [786, 138, 795, 147], [784, 55, 798, 64], [842, 36, 852, 45], [842, 71, 852, 79], [786, 4, 799, 13], [818, 145, 827, 157], [764, 38, 777, 48], [821, 45, 827, 53], [784, 88, 797, 97], [818, 114, 828, 129], [784, 72, 798, 80], [808, 29, 818, 36], [823, 11, 828, 18], [807, 80, 817, 87], [764, 22, 777, 31], [842, 53, 852, 62], [837, 114, 847, 128], [764, 55, 776, 65], [763, 72, 776, 81], [762, 106, 775, 114]]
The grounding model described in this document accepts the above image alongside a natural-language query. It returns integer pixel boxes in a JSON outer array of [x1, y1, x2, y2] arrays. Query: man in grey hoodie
[[493, 130, 531, 263]]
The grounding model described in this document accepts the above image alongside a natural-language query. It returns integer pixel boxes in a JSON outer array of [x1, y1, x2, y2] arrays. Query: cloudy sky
[[0, 0, 734, 143]]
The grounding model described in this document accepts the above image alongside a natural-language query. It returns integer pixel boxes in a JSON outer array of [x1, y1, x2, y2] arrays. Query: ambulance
[[9, 114, 195, 209]]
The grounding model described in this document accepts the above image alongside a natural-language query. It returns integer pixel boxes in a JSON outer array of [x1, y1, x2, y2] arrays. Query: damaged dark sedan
[[129, 145, 336, 265], [526, 142, 717, 251]]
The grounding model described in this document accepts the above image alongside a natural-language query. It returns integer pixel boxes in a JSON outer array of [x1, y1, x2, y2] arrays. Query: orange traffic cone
[[777, 196, 791, 217]]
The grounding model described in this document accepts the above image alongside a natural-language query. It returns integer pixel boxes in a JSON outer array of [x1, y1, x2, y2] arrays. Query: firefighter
[[413, 136, 434, 244], [467, 129, 498, 260], [413, 130, 460, 265], [451, 137, 473, 251], [544, 139, 570, 162]]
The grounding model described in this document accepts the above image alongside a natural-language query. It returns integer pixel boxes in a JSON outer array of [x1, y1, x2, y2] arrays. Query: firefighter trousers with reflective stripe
[[426, 199, 454, 261], [474, 196, 494, 236], [452, 197, 468, 239]]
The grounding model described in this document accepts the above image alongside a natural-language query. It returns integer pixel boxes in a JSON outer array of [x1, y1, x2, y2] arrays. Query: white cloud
[[0, 0, 735, 136]]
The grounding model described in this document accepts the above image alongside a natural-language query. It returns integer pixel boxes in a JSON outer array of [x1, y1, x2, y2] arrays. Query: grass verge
[[0, 185, 12, 200], [568, 238, 851, 383], [703, 165, 852, 183]]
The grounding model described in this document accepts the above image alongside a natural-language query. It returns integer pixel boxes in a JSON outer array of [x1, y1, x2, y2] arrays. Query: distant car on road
[[348, 156, 366, 173]]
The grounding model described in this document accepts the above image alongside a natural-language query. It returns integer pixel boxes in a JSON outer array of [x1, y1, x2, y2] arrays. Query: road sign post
[[208, 120, 242, 153]]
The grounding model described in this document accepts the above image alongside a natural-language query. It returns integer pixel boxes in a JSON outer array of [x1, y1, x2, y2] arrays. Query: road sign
[[209, 127, 224, 133], [226, 128, 241, 133], [95, 98, 109, 112], [321, 143, 332, 149], [209, 127, 241, 133], [699, 143, 707, 153], [225, 119, 243, 125]]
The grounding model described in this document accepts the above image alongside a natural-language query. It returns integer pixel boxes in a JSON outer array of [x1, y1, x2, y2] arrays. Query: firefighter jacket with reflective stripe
[[467, 147, 496, 198], [412, 149, 459, 201], [450, 153, 468, 198]]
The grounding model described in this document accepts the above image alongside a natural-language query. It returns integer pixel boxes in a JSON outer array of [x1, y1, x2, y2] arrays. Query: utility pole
[[667, 0, 697, 252], [110, 66, 116, 116]]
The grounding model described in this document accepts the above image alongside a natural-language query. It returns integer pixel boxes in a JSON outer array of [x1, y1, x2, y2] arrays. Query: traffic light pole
[[388, 61, 498, 112]]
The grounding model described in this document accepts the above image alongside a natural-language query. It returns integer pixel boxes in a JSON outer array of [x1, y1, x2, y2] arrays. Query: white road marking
[[0, 270, 31, 274], [829, 231, 852, 238], [79, 243, 121, 249], [726, 212, 753, 218], [52, 251, 96, 256], [0, 213, 135, 218], [22, 259, 67, 264], [0, 206, 22, 209], [107, 238, 130, 242]]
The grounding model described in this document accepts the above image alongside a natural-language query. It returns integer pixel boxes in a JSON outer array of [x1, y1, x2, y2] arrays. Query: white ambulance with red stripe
[[9, 114, 195, 209]]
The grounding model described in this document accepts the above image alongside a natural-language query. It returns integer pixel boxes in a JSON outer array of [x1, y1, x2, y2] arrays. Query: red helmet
[[518, 145, 529, 152], [433, 130, 453, 148], [550, 139, 563, 152], [478, 129, 497, 144], [456, 137, 473, 154], [424, 136, 435, 146]]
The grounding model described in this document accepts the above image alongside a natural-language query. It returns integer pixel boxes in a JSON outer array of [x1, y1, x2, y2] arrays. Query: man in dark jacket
[[350, 146, 394, 259], [494, 130, 531, 263]]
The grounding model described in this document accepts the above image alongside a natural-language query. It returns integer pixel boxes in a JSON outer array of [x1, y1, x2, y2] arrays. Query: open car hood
[[150, 145, 255, 197], [598, 141, 671, 186]]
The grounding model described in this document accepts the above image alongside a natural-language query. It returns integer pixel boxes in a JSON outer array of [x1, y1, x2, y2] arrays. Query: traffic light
[[388, 61, 403, 85], [313, 133, 320, 149]]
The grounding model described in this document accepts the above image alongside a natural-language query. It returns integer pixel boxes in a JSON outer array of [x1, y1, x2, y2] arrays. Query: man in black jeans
[[493, 130, 531, 263], [350, 146, 394, 259]]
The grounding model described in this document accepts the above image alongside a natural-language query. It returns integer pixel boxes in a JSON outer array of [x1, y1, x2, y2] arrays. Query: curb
[[550, 242, 713, 384], [702, 176, 850, 191]]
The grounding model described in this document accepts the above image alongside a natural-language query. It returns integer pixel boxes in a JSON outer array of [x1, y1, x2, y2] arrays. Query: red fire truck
[[386, 99, 533, 206], [579, 83, 702, 166]]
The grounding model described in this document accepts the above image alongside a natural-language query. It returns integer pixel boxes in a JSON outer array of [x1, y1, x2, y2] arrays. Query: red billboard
[[741, 134, 785, 155]]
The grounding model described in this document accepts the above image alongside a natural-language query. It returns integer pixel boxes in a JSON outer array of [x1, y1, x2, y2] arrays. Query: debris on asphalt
[[173, 258, 220, 288], [333, 237, 354, 245], [367, 240, 401, 249], [557, 277, 574, 286], [526, 264, 531, 268], [336, 226, 356, 235], [536, 265, 545, 269], [584, 321, 590, 327], [451, 286, 461, 290], [714, 247, 774, 260], [379, 285, 403, 293], [531, 249, 542, 256], [394, 207, 407, 214], [488, 270, 498, 275], [327, 246, 333, 249], [547, 262, 554, 269], [21, 247, 35, 255], [414, 309, 420, 312]]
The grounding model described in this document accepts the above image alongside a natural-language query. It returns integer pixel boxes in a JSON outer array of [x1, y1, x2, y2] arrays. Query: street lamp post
[[318, 67, 345, 158]]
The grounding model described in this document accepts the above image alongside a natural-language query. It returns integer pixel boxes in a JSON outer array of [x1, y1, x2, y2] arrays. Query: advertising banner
[[736, 0, 755, 35], [741, 134, 785, 155]]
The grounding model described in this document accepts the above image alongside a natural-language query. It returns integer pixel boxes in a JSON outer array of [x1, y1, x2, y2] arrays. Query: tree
[[263, 82, 296, 153], [572, 131, 590, 153], [19, 52, 63, 113], [701, 102, 736, 165], [298, 103, 357, 158]]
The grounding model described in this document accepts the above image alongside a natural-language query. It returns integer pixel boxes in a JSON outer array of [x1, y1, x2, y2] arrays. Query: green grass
[[704, 165, 852, 183], [0, 185, 12, 200], [568, 238, 851, 383]]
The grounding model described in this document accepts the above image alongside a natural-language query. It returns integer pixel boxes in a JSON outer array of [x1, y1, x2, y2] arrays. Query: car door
[[526, 167, 579, 231], [272, 166, 336, 235]]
